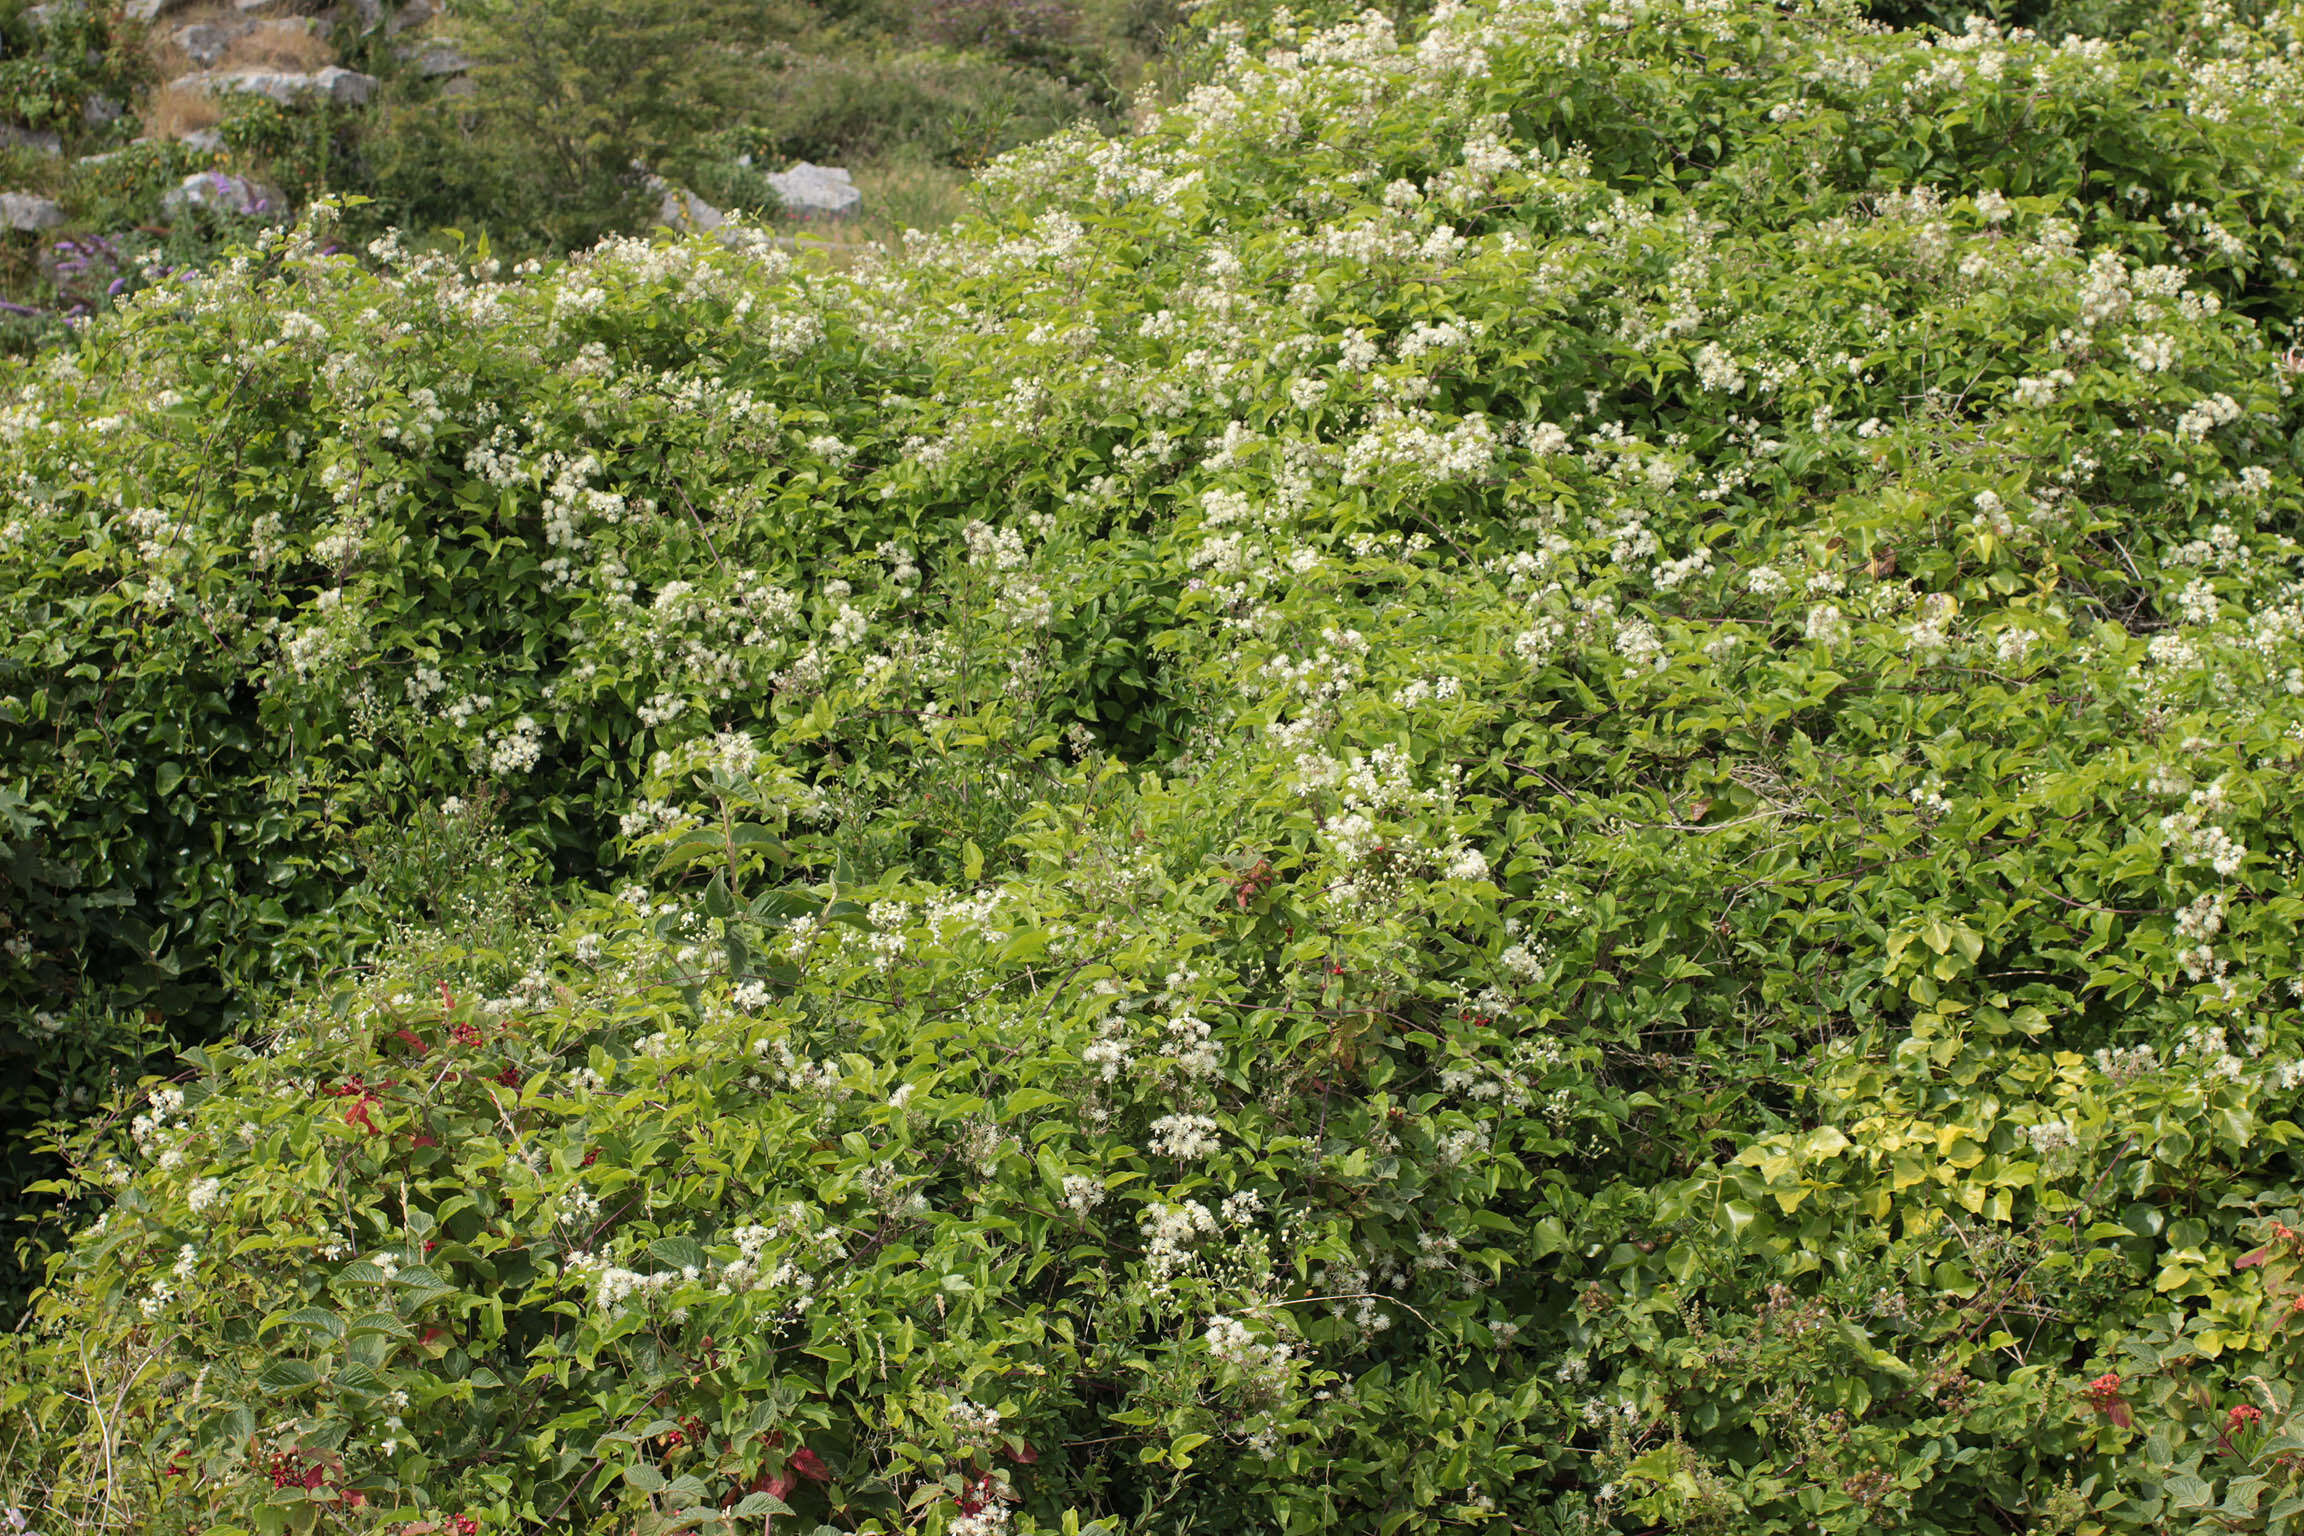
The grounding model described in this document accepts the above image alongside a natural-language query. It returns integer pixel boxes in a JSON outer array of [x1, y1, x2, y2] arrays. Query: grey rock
[[0, 192, 66, 231], [180, 128, 225, 153], [23, 3, 69, 26], [635, 165, 724, 233], [173, 21, 252, 68], [384, 0, 436, 33], [125, 0, 200, 22], [0, 125, 62, 157], [188, 65, 380, 107], [81, 94, 122, 126], [658, 185, 723, 233], [762, 161, 859, 219], [403, 37, 470, 76], [161, 170, 283, 217], [316, 64, 381, 104], [314, 65, 380, 104]]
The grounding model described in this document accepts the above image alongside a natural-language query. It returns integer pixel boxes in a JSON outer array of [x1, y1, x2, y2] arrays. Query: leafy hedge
[[8, 0, 2304, 1530]]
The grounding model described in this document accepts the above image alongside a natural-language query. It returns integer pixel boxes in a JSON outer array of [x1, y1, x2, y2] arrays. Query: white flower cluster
[[2022, 1118, 2078, 1157], [1061, 1174, 1105, 1217], [1149, 1113, 1222, 1161], [483, 715, 545, 777], [1205, 1313, 1299, 1398], [131, 1088, 190, 1170], [2161, 788, 2247, 878], [1140, 1199, 1218, 1282]]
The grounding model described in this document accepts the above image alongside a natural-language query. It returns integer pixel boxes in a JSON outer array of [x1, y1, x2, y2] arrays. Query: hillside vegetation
[[6, 0, 2304, 1530], [0, 0, 1179, 343]]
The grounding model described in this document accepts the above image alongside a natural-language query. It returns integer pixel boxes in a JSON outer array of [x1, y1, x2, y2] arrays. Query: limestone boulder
[[160, 170, 282, 218], [172, 21, 253, 68], [657, 185, 724, 233], [402, 37, 470, 76], [178, 65, 379, 107], [0, 193, 66, 231], [762, 162, 860, 219], [0, 126, 61, 157]]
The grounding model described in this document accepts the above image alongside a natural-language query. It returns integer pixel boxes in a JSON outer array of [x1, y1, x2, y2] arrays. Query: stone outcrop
[[402, 38, 472, 76], [0, 193, 66, 232], [761, 162, 861, 219], [167, 65, 380, 108], [160, 171, 282, 218], [657, 185, 724, 233], [0, 126, 61, 157], [171, 16, 321, 68]]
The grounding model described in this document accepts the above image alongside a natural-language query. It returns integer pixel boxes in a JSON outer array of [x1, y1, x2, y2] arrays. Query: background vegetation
[[0, 0, 1186, 341]]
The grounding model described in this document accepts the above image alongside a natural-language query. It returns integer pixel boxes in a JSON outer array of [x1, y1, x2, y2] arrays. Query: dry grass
[[225, 21, 333, 72], [146, 0, 238, 77], [146, 80, 222, 141], [148, 0, 331, 83], [141, 4, 332, 142]]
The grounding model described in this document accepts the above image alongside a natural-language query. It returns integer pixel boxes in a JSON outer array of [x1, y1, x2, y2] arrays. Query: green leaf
[[648, 1237, 706, 1272], [277, 1307, 345, 1341], [257, 1359, 319, 1393], [730, 1492, 795, 1517]]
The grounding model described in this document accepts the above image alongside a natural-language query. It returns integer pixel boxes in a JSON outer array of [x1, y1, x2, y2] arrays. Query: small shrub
[[216, 94, 361, 205], [0, 1, 148, 143]]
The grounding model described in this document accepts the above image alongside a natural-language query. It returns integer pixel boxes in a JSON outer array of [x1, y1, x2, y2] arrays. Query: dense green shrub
[[64, 138, 212, 230], [0, 0, 147, 142], [382, 0, 801, 249], [217, 96, 365, 212], [7, 0, 2304, 1530]]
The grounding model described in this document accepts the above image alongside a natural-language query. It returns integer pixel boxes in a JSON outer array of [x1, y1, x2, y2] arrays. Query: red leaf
[[2239, 1246, 2270, 1270], [790, 1447, 830, 1482], [1006, 1439, 1039, 1464], [2103, 1402, 2133, 1429]]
